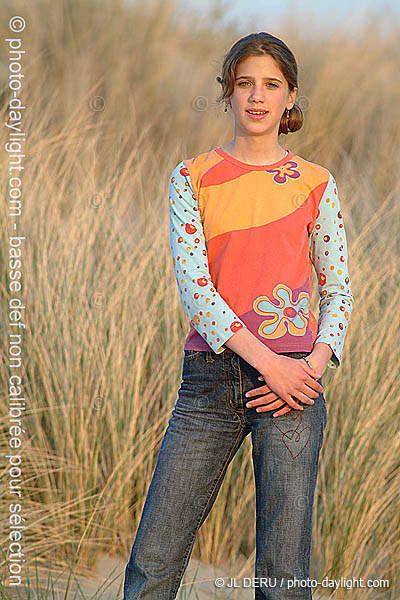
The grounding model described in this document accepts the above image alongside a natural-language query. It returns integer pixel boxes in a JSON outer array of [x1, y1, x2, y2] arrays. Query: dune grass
[[0, 0, 399, 598]]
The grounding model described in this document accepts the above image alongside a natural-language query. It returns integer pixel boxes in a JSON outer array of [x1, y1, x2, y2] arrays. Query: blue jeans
[[124, 349, 328, 599]]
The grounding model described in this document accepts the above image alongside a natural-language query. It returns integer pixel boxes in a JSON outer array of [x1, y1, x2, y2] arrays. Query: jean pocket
[[184, 350, 204, 361]]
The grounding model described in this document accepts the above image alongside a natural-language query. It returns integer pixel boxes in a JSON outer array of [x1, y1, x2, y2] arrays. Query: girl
[[124, 31, 354, 599]]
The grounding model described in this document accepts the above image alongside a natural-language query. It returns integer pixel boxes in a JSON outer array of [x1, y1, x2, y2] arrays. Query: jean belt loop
[[206, 351, 215, 363]]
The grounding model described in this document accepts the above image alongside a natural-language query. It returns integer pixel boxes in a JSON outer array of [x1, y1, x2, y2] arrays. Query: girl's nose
[[249, 91, 265, 101]]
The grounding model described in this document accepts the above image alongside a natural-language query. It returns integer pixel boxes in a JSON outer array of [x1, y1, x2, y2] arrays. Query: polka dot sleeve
[[169, 161, 247, 353], [310, 172, 354, 369]]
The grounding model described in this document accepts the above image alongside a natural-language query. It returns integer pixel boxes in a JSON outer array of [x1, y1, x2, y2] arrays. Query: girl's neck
[[221, 140, 288, 166]]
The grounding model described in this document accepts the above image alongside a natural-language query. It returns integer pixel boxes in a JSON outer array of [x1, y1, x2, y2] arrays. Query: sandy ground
[[85, 552, 255, 599], [4, 552, 328, 599]]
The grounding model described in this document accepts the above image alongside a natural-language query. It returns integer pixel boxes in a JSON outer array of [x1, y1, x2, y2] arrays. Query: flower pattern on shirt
[[168, 152, 354, 367], [264, 160, 301, 184], [253, 284, 310, 338]]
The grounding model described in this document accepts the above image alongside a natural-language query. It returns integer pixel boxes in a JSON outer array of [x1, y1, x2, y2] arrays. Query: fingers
[[246, 393, 278, 409], [248, 394, 304, 412], [301, 357, 320, 378], [256, 370, 323, 395], [291, 391, 315, 405], [306, 378, 324, 394], [244, 377, 272, 402], [301, 386, 320, 400], [301, 359, 324, 392], [245, 385, 314, 411], [244, 369, 322, 412], [251, 398, 287, 412], [272, 405, 293, 418], [252, 366, 323, 396]]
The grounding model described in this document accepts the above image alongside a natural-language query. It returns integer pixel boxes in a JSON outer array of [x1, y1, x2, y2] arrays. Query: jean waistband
[[197, 350, 311, 363]]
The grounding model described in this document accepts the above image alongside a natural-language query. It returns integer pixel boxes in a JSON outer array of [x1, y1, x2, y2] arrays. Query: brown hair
[[216, 32, 303, 135]]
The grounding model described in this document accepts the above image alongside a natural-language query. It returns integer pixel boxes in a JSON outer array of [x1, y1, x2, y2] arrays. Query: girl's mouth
[[246, 109, 268, 120]]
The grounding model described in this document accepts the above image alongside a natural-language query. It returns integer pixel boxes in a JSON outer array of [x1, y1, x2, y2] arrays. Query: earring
[[286, 108, 290, 119], [224, 104, 228, 112]]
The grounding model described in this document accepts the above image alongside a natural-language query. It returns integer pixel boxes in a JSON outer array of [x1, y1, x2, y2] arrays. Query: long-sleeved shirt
[[168, 146, 354, 369]]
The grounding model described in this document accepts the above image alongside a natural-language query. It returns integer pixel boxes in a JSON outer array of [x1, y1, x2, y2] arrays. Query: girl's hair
[[216, 32, 303, 135]]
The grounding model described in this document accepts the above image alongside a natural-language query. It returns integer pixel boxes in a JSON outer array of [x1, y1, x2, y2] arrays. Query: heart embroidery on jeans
[[273, 412, 311, 459], [281, 426, 311, 459]]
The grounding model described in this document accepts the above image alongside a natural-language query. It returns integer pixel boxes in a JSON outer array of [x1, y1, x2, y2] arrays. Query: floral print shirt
[[169, 147, 354, 368]]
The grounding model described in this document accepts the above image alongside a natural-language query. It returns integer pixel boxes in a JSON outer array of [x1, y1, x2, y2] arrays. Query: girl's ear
[[290, 86, 298, 103]]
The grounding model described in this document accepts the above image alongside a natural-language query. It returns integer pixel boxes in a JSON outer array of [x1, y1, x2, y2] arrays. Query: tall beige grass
[[0, 0, 399, 598]]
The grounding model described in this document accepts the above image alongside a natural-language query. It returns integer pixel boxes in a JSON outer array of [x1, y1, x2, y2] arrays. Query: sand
[[4, 552, 327, 599]]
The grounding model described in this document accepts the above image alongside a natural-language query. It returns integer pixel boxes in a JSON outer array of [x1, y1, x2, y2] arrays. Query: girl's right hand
[[245, 354, 323, 413]]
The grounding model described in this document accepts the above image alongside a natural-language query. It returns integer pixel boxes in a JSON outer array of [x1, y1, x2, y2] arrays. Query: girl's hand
[[246, 378, 294, 417], [244, 355, 324, 417]]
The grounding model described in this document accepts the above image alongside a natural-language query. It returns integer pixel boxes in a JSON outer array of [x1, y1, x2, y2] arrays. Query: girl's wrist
[[307, 342, 332, 375]]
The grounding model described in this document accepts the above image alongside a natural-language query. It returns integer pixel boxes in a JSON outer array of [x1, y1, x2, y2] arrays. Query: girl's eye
[[238, 82, 278, 88]]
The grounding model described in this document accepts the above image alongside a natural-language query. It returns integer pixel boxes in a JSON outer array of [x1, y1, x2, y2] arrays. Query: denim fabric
[[123, 349, 328, 599]]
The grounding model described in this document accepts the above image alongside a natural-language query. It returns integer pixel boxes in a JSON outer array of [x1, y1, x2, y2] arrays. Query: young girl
[[124, 31, 354, 599]]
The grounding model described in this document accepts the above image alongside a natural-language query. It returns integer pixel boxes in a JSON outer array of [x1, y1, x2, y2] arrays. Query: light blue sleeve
[[310, 172, 354, 369], [169, 161, 247, 353]]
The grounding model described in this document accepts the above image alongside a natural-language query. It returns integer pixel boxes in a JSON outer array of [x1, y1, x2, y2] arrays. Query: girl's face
[[228, 54, 297, 137]]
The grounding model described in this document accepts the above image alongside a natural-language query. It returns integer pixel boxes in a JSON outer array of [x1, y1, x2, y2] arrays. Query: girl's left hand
[[245, 354, 327, 417]]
